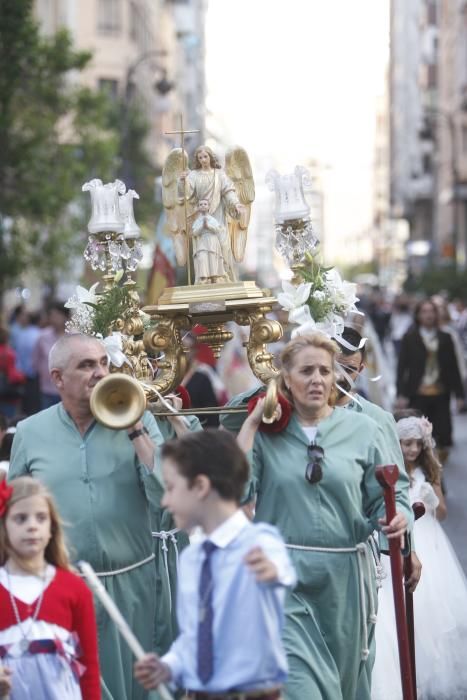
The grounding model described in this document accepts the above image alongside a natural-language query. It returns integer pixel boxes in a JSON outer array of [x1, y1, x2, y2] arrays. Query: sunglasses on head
[[305, 442, 325, 484]]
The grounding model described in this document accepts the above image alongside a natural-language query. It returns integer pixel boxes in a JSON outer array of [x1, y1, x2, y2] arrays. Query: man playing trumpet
[[8, 333, 164, 700]]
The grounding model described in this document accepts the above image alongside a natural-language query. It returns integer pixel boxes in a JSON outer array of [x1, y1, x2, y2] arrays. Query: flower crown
[[0, 479, 13, 518], [396, 416, 435, 449]]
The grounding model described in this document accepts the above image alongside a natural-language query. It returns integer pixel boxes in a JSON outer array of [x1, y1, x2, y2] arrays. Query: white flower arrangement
[[278, 252, 360, 339], [64, 279, 151, 368]]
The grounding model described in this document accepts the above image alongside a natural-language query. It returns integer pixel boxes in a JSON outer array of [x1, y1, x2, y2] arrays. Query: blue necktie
[[197, 540, 217, 684]]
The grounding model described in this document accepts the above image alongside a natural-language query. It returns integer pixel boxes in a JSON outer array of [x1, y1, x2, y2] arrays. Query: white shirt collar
[[207, 509, 249, 549]]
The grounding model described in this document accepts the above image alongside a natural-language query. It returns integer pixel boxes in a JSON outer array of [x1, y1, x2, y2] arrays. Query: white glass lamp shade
[[119, 190, 141, 239], [82, 179, 126, 234], [266, 166, 312, 223]]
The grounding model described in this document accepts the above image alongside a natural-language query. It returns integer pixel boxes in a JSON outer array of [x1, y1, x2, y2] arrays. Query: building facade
[[436, 0, 467, 265], [33, 0, 207, 170], [389, 0, 467, 269]]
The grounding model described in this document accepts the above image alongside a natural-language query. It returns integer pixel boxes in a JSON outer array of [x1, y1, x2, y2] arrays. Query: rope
[[367, 533, 385, 589], [152, 529, 180, 612], [80, 553, 155, 578], [285, 539, 377, 660]]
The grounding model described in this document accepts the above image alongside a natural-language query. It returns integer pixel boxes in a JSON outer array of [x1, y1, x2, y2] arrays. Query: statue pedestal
[[154, 281, 265, 306], [142, 282, 282, 394]]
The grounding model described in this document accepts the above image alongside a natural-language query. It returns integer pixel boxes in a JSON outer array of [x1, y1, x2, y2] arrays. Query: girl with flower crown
[[372, 413, 467, 699], [0, 476, 100, 699]]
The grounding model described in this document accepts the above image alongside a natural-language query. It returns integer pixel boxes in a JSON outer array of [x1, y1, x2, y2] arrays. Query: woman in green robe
[[238, 332, 412, 700]]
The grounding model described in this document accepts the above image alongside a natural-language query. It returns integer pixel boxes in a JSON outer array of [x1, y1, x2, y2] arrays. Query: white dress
[[372, 467, 467, 699], [0, 566, 83, 700]]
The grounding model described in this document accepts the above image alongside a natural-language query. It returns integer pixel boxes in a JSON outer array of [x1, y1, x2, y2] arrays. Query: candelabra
[[266, 166, 319, 279], [76, 178, 285, 397]]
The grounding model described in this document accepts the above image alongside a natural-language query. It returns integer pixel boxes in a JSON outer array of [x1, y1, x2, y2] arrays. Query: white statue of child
[[191, 198, 228, 284]]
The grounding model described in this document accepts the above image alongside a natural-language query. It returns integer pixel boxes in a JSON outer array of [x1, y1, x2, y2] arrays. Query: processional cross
[[165, 114, 200, 286]]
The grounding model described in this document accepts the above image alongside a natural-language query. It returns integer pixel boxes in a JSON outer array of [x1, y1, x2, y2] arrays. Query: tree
[[404, 265, 467, 300], [115, 99, 160, 229], [0, 0, 120, 304]]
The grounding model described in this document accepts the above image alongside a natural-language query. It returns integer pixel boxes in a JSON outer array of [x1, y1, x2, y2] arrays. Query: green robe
[[346, 394, 405, 473], [152, 415, 202, 655], [344, 394, 410, 698], [249, 407, 413, 700], [219, 385, 263, 434], [9, 404, 165, 700]]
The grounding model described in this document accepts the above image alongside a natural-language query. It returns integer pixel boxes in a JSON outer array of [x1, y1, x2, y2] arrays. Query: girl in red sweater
[[0, 476, 100, 699]]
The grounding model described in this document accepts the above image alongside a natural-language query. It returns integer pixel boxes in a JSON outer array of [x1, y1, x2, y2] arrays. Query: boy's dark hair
[[161, 429, 249, 503], [337, 326, 366, 361]]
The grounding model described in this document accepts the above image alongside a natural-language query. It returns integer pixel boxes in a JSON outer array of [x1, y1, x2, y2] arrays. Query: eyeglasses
[[305, 443, 325, 484]]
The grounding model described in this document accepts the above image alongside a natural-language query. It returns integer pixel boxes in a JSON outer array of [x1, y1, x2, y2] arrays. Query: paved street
[[442, 413, 467, 574]]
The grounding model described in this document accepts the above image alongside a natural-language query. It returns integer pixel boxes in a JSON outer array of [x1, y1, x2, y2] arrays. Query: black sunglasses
[[305, 443, 325, 484]]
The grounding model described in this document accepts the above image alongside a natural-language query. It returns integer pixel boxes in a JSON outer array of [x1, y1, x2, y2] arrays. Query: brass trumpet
[[90, 374, 280, 429], [90, 374, 148, 430]]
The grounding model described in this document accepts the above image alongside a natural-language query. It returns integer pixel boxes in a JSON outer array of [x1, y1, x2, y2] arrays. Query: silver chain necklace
[[5, 566, 48, 654]]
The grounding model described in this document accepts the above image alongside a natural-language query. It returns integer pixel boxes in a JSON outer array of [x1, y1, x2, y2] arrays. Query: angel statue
[[162, 144, 255, 284]]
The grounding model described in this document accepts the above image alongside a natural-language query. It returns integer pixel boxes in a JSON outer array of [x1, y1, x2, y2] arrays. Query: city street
[[442, 413, 467, 573]]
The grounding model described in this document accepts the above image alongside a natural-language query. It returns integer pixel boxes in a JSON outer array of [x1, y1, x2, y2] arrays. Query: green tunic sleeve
[[347, 395, 413, 548], [219, 385, 263, 434], [360, 420, 412, 531], [9, 404, 160, 569]]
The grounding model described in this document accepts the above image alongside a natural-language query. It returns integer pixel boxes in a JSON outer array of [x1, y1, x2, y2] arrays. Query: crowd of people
[[0, 290, 466, 700]]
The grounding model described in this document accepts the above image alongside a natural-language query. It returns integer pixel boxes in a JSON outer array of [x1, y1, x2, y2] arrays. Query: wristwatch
[[128, 427, 149, 440]]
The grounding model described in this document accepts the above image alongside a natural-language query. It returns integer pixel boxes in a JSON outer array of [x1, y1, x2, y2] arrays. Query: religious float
[[67, 121, 359, 427]]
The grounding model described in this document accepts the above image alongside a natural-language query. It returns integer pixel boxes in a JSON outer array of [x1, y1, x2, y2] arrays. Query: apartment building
[[390, 0, 467, 267], [33, 0, 206, 169]]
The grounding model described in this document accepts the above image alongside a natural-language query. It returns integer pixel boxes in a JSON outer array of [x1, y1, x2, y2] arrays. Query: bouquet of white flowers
[[64, 274, 151, 367], [278, 251, 360, 339]]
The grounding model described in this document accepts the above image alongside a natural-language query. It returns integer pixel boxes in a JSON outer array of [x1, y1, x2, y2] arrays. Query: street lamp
[[121, 51, 175, 186]]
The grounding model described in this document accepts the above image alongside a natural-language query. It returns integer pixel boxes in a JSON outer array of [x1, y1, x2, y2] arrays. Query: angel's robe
[[9, 404, 165, 700], [244, 406, 413, 700], [179, 168, 240, 282]]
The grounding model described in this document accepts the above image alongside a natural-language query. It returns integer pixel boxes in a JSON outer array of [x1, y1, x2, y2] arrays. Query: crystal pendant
[[108, 240, 121, 258], [83, 238, 94, 261], [132, 241, 143, 261], [126, 256, 138, 271], [98, 253, 107, 272], [120, 241, 131, 260]]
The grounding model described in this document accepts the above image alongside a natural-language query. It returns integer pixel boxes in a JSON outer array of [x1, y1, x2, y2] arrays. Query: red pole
[[376, 464, 414, 700], [403, 501, 425, 699]]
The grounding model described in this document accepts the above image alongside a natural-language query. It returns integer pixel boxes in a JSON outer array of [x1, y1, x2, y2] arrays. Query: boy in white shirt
[[134, 429, 296, 699]]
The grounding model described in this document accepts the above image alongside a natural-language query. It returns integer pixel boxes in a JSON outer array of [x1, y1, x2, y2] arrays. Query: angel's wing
[[225, 146, 255, 262], [162, 148, 189, 265]]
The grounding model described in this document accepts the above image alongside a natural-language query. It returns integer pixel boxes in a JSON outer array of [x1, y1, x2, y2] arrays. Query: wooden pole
[[79, 561, 174, 700], [403, 501, 425, 698], [375, 465, 415, 700]]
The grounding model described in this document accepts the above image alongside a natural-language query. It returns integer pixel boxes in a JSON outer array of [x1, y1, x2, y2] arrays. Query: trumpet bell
[[90, 374, 147, 430]]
